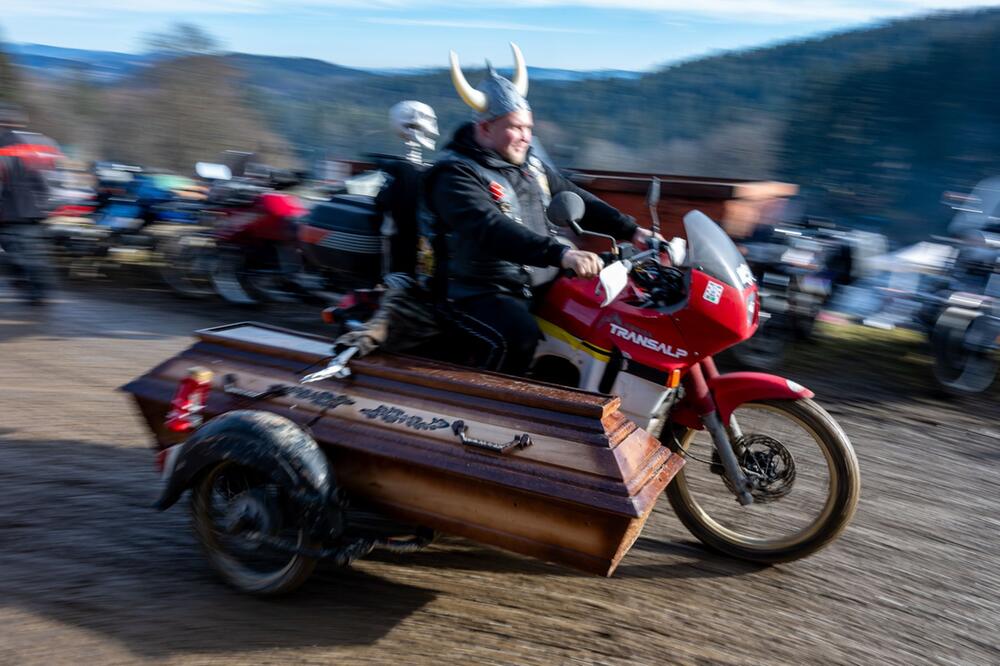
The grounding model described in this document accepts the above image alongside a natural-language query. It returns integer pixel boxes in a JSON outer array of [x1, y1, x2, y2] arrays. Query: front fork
[[686, 358, 754, 506]]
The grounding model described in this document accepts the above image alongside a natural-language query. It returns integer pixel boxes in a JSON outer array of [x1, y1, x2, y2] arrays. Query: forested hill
[[777, 15, 1000, 241], [3, 7, 1000, 241]]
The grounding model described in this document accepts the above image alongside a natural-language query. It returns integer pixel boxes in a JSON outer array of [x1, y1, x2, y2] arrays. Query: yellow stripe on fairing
[[535, 318, 611, 360]]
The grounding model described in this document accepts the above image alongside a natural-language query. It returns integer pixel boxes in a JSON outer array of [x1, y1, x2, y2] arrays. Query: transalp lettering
[[609, 323, 689, 359]]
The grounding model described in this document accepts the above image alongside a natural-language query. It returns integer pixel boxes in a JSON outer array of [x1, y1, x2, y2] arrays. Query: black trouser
[[445, 293, 541, 376], [0, 222, 52, 302]]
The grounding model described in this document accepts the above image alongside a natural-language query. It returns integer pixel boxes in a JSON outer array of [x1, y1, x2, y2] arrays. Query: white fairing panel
[[532, 335, 607, 391], [610, 371, 674, 434], [533, 321, 673, 437]]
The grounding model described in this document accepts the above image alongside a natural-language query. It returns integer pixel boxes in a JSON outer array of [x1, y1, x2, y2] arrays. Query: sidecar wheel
[[191, 459, 318, 595], [664, 398, 860, 563]]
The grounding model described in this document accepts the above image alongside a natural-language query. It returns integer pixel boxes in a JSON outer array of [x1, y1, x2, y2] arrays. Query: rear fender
[[671, 372, 813, 430], [155, 409, 332, 512]]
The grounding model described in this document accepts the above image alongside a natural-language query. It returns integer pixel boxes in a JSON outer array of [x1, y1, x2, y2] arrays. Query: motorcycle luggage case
[[122, 322, 683, 576], [300, 194, 382, 286]]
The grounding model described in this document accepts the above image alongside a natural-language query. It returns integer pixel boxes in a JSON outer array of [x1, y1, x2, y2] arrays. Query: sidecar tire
[[190, 456, 320, 595]]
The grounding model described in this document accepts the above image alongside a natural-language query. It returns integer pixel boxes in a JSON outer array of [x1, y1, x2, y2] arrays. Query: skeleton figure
[[389, 100, 439, 164]]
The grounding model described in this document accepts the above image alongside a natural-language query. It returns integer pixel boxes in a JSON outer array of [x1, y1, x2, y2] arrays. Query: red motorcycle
[[163, 169, 395, 305], [161, 181, 309, 305], [328, 189, 861, 563], [122, 188, 861, 595]]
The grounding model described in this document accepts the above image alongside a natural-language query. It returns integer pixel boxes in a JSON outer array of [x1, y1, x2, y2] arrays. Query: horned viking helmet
[[449, 43, 530, 120]]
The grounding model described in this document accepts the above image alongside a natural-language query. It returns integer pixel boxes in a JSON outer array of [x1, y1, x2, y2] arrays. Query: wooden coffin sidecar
[[123, 322, 683, 576]]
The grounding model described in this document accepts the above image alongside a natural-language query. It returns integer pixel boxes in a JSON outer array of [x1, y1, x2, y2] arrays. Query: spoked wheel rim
[[669, 402, 842, 553]]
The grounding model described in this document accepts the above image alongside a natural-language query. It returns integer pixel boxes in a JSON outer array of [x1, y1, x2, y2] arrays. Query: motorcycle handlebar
[[598, 251, 617, 265]]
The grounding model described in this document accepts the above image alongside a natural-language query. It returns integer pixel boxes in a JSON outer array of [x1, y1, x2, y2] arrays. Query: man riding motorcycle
[[423, 44, 652, 374]]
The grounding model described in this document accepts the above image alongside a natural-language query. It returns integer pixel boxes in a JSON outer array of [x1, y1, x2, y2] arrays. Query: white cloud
[[1, 0, 995, 22]]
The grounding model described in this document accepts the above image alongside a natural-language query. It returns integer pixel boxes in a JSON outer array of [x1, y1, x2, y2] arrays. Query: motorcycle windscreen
[[683, 210, 754, 290]]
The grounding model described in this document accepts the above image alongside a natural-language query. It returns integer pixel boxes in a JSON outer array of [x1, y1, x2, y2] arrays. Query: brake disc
[[722, 434, 797, 503]]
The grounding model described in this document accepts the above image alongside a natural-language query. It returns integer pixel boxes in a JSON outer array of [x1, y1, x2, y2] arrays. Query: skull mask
[[389, 100, 439, 151]]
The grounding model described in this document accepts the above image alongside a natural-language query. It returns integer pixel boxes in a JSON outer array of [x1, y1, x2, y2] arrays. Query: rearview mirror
[[597, 260, 629, 307], [547, 191, 585, 231]]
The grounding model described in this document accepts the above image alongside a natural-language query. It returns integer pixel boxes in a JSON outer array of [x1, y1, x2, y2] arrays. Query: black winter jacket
[[0, 155, 48, 225], [425, 122, 636, 299]]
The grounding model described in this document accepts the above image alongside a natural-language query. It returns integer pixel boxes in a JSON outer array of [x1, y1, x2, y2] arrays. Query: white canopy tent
[[868, 241, 956, 274]]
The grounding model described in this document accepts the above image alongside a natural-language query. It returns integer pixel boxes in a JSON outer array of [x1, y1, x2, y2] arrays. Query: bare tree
[[143, 22, 222, 57], [0, 28, 23, 104]]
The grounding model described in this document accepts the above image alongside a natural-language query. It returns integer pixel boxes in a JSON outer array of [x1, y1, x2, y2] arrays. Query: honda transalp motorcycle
[[327, 187, 861, 563]]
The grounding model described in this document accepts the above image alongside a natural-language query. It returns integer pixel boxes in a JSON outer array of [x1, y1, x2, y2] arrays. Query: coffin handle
[[451, 420, 532, 454]]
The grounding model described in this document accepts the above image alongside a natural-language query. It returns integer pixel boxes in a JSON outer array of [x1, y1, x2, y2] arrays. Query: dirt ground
[[1, 280, 998, 665]]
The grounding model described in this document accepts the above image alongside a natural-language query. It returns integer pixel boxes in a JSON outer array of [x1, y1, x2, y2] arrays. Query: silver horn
[[449, 50, 488, 113]]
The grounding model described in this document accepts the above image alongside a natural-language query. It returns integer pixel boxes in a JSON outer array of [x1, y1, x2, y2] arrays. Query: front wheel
[[160, 234, 217, 299], [210, 249, 266, 306], [190, 460, 318, 595], [664, 398, 860, 563]]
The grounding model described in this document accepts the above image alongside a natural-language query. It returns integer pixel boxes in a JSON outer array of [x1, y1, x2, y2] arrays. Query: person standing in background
[[0, 104, 58, 305]]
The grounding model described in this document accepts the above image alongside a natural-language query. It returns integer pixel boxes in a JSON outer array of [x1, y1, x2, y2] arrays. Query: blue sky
[[1, 1, 996, 70]]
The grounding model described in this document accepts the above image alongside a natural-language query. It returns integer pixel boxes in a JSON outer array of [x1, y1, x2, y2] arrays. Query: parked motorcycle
[[927, 231, 1000, 395], [161, 170, 315, 304], [859, 234, 999, 395], [164, 160, 425, 306], [47, 169, 208, 279], [731, 220, 859, 370], [930, 292, 1000, 395]]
